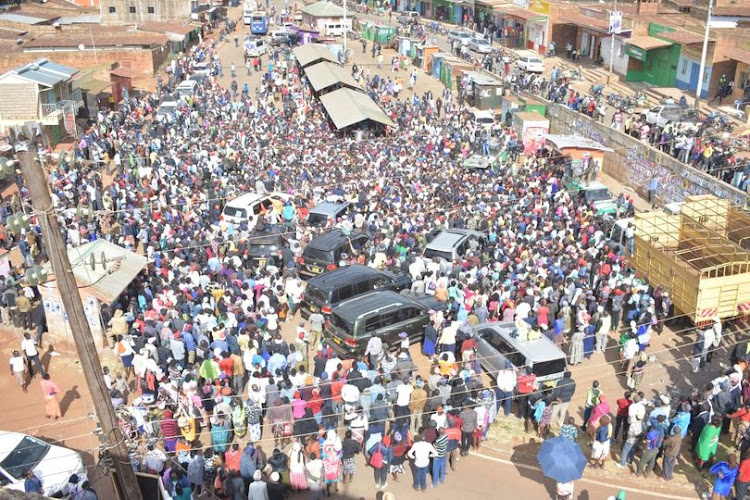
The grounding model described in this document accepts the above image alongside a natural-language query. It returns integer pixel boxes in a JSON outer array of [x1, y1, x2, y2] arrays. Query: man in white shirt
[[9, 350, 26, 391], [21, 332, 46, 378], [406, 437, 438, 492], [495, 360, 517, 417], [395, 377, 414, 418], [305, 452, 326, 498], [142, 445, 167, 474]]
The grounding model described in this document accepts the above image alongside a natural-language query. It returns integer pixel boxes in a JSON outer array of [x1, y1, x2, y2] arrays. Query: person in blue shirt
[[24, 470, 43, 494]]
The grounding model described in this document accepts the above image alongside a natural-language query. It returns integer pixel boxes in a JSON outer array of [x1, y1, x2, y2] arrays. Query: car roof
[[309, 201, 351, 217], [225, 192, 266, 207], [308, 229, 367, 250], [583, 182, 608, 190], [482, 323, 567, 362], [307, 264, 381, 290], [425, 229, 485, 251], [0, 431, 25, 454], [333, 290, 413, 321]]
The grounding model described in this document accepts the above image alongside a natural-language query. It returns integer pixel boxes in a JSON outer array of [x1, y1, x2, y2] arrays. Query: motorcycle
[[590, 84, 604, 97]]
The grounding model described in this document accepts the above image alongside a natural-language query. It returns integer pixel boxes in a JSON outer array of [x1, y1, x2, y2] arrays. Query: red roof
[[494, 6, 547, 20], [556, 12, 610, 33], [657, 29, 709, 45]]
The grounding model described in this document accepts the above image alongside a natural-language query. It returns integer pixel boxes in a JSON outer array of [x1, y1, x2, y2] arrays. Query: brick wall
[[0, 45, 169, 75], [545, 102, 750, 207]]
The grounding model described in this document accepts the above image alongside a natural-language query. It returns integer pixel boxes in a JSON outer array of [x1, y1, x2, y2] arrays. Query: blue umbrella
[[536, 437, 587, 483]]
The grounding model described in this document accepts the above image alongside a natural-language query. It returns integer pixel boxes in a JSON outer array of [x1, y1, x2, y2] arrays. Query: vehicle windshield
[[585, 189, 611, 202], [330, 313, 353, 333], [476, 39, 490, 45], [533, 358, 567, 378], [223, 206, 246, 219], [475, 117, 494, 124], [530, 58, 542, 64], [0, 436, 50, 480], [303, 247, 334, 263], [423, 248, 453, 261], [307, 213, 330, 226]]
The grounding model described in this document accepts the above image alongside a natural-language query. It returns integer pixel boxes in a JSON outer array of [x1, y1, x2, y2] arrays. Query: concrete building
[[99, 0, 192, 24], [0, 58, 81, 140]]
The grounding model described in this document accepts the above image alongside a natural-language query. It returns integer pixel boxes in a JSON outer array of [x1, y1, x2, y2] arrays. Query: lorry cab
[[572, 181, 617, 215]]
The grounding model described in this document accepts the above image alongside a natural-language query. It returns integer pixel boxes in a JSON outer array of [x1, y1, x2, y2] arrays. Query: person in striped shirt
[[432, 427, 449, 487]]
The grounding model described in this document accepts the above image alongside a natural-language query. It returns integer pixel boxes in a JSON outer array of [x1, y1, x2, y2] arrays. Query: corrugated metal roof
[[292, 43, 338, 68], [626, 35, 673, 51], [0, 58, 78, 87], [44, 239, 147, 304], [319, 88, 395, 129], [725, 48, 750, 66], [494, 6, 547, 20], [304, 61, 362, 92], [0, 12, 52, 24], [545, 134, 614, 152], [657, 29, 709, 45], [300, 1, 345, 17], [557, 13, 610, 33], [56, 14, 102, 24]]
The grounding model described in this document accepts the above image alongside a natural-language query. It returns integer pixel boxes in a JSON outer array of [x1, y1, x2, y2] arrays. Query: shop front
[[494, 6, 548, 51], [624, 35, 679, 86], [551, 12, 609, 62]]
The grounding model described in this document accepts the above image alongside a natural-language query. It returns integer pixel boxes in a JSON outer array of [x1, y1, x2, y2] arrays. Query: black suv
[[300, 264, 412, 319], [247, 225, 289, 266], [325, 290, 446, 357], [298, 230, 370, 278]]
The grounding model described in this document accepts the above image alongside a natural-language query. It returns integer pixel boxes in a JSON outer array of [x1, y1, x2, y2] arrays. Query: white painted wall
[[601, 35, 629, 76]]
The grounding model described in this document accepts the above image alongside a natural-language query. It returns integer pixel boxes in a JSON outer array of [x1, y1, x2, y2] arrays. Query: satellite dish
[[78, 44, 85, 51]]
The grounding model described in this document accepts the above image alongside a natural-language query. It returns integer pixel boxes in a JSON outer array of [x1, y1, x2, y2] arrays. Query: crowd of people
[[4, 9, 750, 500]]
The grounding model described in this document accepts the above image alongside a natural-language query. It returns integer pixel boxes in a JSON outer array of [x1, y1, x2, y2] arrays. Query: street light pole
[[607, 0, 617, 85], [343, 0, 348, 59], [15, 135, 144, 500], [694, 0, 713, 109]]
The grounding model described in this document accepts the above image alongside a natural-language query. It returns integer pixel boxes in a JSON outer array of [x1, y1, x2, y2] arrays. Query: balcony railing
[[40, 103, 59, 116]]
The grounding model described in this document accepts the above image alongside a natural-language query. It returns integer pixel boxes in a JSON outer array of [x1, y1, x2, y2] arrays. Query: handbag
[[626, 376, 635, 389], [369, 444, 384, 469]]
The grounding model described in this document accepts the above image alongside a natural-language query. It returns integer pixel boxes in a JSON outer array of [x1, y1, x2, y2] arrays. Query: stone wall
[[545, 103, 750, 208]]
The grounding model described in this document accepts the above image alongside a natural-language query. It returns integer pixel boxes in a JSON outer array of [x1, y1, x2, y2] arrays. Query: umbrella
[[536, 437, 587, 483]]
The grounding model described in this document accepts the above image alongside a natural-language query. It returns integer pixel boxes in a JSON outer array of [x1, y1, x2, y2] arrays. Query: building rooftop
[[24, 31, 168, 49], [300, 1, 345, 18], [0, 57, 77, 87]]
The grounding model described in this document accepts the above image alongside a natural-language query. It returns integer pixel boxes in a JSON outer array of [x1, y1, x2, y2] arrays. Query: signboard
[[625, 44, 646, 61], [530, 0, 549, 15], [609, 10, 622, 34]]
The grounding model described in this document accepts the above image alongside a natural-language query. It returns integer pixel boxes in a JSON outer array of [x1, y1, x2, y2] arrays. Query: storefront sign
[[626, 44, 646, 61], [530, 0, 549, 15]]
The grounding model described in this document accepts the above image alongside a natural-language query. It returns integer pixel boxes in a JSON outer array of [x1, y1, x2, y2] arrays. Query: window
[[108, 6, 116, 13], [148, 6, 155, 13], [129, 6, 136, 13], [680, 59, 688, 75], [395, 307, 421, 323], [335, 285, 354, 302]]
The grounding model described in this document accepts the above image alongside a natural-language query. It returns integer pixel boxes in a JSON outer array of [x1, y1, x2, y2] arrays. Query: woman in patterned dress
[[341, 429, 361, 484], [321, 430, 343, 496]]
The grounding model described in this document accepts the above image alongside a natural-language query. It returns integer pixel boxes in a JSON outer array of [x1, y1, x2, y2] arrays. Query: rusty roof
[[657, 29, 709, 45], [138, 21, 199, 36], [627, 35, 674, 50], [24, 31, 168, 49], [556, 12, 610, 33], [494, 6, 547, 20], [724, 47, 750, 66]]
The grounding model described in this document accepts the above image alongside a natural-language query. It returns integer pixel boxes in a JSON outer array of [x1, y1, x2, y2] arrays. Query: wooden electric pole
[[15, 142, 144, 500]]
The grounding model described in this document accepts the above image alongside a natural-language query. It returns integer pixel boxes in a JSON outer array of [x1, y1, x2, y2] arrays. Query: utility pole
[[342, 0, 347, 60], [694, 0, 713, 109], [15, 140, 144, 500], [607, 0, 618, 85]]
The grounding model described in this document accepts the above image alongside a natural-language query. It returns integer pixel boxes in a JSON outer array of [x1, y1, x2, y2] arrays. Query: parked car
[[325, 290, 445, 356], [155, 101, 179, 122], [245, 38, 267, 57], [422, 228, 487, 262], [468, 36, 492, 54], [298, 230, 370, 278], [448, 30, 472, 45], [300, 264, 411, 319], [246, 225, 289, 266], [306, 201, 353, 228], [397, 11, 420, 25], [268, 29, 290, 45], [516, 56, 544, 73], [0, 432, 86, 497], [475, 323, 568, 384], [221, 192, 292, 228]]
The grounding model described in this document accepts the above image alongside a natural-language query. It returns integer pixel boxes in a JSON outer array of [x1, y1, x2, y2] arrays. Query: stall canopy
[[292, 44, 338, 68], [545, 135, 614, 152], [304, 61, 362, 93], [319, 88, 395, 129], [625, 35, 673, 51], [43, 239, 148, 304]]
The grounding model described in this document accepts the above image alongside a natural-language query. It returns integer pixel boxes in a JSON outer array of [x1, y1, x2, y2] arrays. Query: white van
[[324, 22, 346, 37], [245, 38, 267, 57], [221, 192, 293, 228]]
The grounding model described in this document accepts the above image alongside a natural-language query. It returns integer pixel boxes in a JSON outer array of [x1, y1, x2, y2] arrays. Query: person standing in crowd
[[406, 435, 437, 492], [40, 373, 61, 419]]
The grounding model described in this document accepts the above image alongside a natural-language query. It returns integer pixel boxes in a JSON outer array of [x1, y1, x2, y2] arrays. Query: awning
[[292, 43, 338, 68], [545, 134, 614, 152], [557, 13, 610, 34], [319, 88, 395, 129], [626, 35, 673, 51], [494, 6, 547, 21], [725, 47, 750, 66], [304, 61, 362, 92]]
